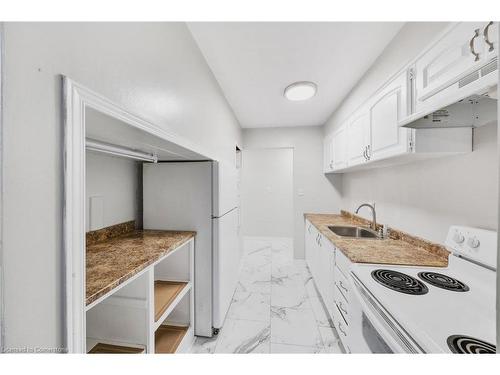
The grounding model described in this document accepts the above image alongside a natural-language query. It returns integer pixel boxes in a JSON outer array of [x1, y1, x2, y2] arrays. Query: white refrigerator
[[143, 161, 241, 337]]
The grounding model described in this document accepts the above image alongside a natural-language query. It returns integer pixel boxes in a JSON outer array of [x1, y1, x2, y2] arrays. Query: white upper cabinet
[[323, 22, 481, 174], [347, 110, 370, 167], [415, 22, 498, 113], [323, 135, 334, 173], [331, 123, 348, 170], [484, 22, 498, 61], [368, 70, 411, 161]]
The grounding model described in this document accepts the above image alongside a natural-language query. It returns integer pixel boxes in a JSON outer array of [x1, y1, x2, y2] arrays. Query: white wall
[[243, 126, 342, 258], [324, 22, 498, 244], [2, 22, 241, 350], [241, 148, 294, 237], [343, 123, 497, 243], [85, 152, 139, 232]]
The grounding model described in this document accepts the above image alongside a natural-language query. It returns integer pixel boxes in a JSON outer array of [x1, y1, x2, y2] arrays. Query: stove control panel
[[445, 226, 497, 270]]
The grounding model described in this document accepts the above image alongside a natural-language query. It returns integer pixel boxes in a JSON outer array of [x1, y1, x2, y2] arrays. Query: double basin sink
[[328, 225, 380, 239]]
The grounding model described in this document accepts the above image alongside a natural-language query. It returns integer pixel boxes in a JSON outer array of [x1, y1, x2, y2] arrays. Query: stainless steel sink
[[327, 225, 379, 239]]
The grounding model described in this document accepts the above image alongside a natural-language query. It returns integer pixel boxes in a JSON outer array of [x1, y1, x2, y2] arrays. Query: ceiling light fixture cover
[[284, 81, 317, 101]]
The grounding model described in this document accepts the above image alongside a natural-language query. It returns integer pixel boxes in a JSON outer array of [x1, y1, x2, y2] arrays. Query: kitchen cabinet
[[305, 219, 355, 352], [333, 249, 353, 353], [323, 135, 334, 173], [328, 122, 348, 171], [347, 110, 370, 167], [415, 22, 498, 114], [368, 70, 412, 162], [323, 24, 483, 174], [304, 220, 335, 318]]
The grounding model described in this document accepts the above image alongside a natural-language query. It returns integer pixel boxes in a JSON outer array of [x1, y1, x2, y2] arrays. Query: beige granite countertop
[[86, 230, 195, 306], [304, 211, 449, 267]]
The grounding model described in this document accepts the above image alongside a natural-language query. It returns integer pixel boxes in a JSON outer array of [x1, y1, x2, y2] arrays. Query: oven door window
[[362, 313, 393, 353]]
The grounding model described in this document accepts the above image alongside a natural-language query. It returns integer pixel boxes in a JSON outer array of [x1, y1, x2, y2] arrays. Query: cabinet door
[[323, 136, 334, 173], [305, 221, 311, 266], [347, 110, 369, 166], [332, 123, 348, 170], [368, 70, 411, 161], [324, 241, 336, 319], [415, 22, 490, 112], [483, 22, 498, 62]]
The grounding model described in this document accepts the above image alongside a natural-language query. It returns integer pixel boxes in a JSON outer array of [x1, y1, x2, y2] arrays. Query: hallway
[[191, 237, 344, 353]]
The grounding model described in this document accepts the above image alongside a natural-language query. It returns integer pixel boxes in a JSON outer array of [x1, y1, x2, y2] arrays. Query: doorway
[[241, 148, 294, 238]]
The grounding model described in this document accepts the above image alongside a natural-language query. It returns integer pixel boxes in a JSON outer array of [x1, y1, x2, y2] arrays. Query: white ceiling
[[188, 22, 404, 128]]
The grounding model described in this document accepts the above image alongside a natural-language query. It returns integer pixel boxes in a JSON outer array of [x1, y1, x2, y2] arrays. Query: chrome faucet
[[355, 203, 377, 231]]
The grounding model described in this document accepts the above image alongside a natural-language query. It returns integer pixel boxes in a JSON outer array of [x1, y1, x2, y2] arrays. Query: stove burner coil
[[447, 335, 496, 354], [371, 269, 428, 295], [418, 272, 469, 292]]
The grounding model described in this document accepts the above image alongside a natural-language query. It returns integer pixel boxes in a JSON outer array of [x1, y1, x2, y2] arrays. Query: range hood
[[399, 85, 497, 129]]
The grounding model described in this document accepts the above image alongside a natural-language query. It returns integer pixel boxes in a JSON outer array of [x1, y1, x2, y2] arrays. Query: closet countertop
[[86, 230, 195, 306]]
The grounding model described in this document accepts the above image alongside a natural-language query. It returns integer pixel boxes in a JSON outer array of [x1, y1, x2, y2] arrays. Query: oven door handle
[[350, 274, 421, 353]]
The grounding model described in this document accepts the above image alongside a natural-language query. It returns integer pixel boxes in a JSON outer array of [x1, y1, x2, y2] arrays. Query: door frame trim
[[62, 76, 212, 352], [0, 22, 4, 353]]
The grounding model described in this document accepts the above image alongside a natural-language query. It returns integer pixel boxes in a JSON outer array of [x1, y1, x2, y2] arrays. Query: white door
[[415, 22, 493, 112], [347, 111, 369, 166], [241, 148, 294, 237], [332, 124, 348, 170], [369, 70, 411, 161]]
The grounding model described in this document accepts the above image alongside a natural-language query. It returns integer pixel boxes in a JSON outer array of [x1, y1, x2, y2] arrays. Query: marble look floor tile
[[190, 336, 219, 353], [318, 326, 343, 353], [309, 296, 334, 328], [237, 263, 271, 294], [304, 275, 321, 299], [227, 291, 270, 323], [270, 306, 323, 347], [243, 238, 272, 254], [190, 236, 346, 355], [214, 318, 270, 354], [271, 263, 304, 286], [270, 343, 322, 353], [271, 282, 308, 308]]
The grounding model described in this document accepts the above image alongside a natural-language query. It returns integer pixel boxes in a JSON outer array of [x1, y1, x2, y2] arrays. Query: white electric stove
[[349, 226, 497, 354]]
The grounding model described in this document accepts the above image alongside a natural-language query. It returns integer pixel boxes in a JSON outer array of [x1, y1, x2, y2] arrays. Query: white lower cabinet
[[304, 220, 353, 352]]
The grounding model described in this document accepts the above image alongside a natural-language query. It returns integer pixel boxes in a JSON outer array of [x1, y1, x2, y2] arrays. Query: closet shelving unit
[[85, 233, 195, 354]]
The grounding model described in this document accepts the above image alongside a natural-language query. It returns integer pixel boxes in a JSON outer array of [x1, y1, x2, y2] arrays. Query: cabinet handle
[[339, 301, 348, 315], [338, 321, 347, 336], [469, 28, 480, 62], [339, 280, 348, 293], [318, 235, 322, 247], [367, 145, 371, 160], [363, 147, 368, 161], [484, 22, 494, 52]]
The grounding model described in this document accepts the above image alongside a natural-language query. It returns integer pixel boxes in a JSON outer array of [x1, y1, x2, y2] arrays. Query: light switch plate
[[89, 196, 104, 231]]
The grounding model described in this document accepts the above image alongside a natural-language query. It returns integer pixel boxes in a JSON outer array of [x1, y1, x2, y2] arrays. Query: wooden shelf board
[[88, 342, 145, 354], [155, 325, 189, 354], [154, 280, 189, 322]]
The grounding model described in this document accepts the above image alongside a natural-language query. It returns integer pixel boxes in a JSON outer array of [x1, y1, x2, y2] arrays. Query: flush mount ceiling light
[[284, 81, 317, 101]]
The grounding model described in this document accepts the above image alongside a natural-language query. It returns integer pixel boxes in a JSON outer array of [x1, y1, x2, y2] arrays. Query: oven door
[[349, 273, 424, 354]]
